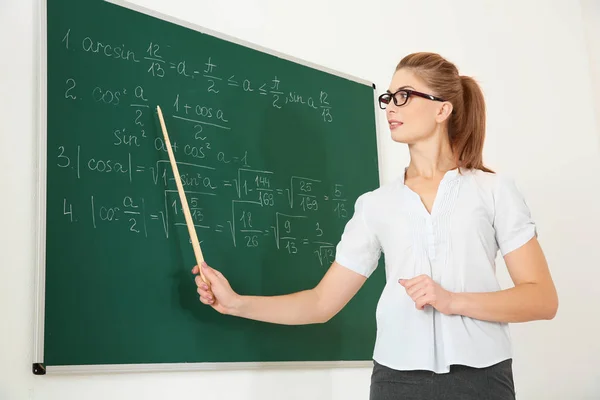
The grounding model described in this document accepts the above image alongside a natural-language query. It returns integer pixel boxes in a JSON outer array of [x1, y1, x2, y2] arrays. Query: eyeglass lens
[[379, 90, 408, 109]]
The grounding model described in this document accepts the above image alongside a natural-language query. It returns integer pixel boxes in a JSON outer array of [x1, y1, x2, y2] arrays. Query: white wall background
[[1, 0, 599, 399], [581, 0, 600, 148]]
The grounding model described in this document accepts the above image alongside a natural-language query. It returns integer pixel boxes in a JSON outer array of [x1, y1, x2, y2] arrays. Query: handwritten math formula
[[61, 28, 335, 122], [52, 26, 355, 268]]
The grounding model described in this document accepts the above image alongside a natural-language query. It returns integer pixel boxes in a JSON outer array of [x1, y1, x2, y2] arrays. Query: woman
[[192, 52, 558, 399]]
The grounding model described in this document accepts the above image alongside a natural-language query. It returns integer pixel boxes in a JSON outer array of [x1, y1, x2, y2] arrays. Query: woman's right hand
[[192, 262, 242, 315]]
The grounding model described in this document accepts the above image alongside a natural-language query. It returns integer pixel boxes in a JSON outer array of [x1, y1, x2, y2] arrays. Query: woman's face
[[384, 68, 448, 145]]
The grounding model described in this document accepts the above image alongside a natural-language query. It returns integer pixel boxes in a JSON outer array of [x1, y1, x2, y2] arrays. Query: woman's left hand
[[399, 275, 455, 315]]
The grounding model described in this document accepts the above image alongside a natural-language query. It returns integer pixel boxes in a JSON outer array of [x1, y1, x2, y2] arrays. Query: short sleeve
[[493, 175, 538, 256], [334, 193, 381, 277]]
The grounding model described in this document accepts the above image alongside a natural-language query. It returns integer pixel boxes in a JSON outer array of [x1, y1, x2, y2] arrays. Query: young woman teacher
[[192, 52, 558, 400]]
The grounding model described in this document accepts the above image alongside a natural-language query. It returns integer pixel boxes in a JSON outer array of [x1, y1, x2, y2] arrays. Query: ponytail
[[449, 76, 491, 172], [396, 53, 493, 173]]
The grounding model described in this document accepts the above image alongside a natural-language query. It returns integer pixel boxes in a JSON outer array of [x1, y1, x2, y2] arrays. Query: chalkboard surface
[[40, 0, 384, 371]]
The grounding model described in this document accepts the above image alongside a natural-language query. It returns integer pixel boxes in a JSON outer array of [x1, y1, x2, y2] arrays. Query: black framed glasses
[[378, 89, 446, 109]]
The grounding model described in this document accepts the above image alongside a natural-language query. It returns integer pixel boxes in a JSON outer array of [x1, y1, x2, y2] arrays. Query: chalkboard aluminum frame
[[33, 0, 384, 375]]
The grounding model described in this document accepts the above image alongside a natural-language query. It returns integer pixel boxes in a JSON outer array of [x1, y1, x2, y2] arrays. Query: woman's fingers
[[197, 287, 214, 304], [416, 295, 433, 310], [200, 262, 222, 282], [193, 265, 217, 306], [410, 287, 428, 302], [195, 275, 211, 289], [196, 286, 213, 297]]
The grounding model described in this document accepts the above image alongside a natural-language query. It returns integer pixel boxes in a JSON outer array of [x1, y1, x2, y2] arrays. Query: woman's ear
[[436, 102, 453, 123]]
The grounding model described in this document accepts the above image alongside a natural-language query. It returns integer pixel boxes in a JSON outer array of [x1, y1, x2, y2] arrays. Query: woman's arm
[[450, 237, 558, 322], [193, 261, 367, 325], [400, 237, 558, 323]]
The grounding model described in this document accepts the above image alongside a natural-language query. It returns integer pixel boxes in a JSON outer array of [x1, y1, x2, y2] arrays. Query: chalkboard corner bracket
[[33, 362, 46, 375]]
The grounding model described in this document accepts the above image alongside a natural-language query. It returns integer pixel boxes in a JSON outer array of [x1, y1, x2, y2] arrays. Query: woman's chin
[[390, 131, 410, 144], [390, 128, 430, 145]]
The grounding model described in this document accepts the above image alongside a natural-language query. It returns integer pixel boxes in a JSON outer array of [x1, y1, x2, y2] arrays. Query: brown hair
[[396, 52, 493, 173]]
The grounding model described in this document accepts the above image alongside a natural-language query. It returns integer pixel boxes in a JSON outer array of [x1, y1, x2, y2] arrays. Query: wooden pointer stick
[[156, 105, 208, 285]]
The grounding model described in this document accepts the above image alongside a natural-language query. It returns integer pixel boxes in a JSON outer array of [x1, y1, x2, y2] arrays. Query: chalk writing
[[60, 28, 335, 121], [53, 27, 356, 267]]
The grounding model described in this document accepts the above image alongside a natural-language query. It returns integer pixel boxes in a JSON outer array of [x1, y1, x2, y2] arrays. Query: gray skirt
[[370, 358, 516, 400]]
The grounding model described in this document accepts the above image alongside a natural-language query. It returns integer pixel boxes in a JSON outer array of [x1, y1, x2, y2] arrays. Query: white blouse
[[335, 167, 537, 373]]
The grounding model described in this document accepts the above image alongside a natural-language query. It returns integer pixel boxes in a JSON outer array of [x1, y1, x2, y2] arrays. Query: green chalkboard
[[38, 0, 384, 372]]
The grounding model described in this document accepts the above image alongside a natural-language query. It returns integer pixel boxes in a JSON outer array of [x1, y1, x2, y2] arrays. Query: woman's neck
[[406, 130, 456, 179]]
